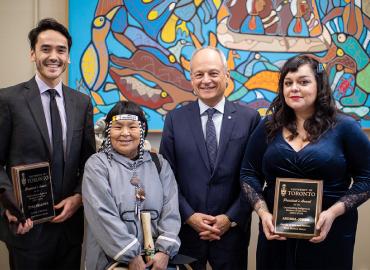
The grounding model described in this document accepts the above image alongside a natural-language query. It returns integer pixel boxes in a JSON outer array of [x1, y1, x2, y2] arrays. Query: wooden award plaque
[[273, 178, 323, 239], [11, 162, 55, 224]]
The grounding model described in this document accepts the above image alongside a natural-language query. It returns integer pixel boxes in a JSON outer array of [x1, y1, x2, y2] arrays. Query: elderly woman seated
[[82, 101, 181, 270]]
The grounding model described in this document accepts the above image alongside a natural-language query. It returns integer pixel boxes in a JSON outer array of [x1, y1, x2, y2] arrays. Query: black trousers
[[6, 229, 81, 270]]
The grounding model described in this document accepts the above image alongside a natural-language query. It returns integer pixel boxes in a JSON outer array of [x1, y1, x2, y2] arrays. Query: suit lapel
[[214, 100, 236, 170], [187, 102, 211, 172], [63, 86, 76, 160], [24, 78, 52, 156]]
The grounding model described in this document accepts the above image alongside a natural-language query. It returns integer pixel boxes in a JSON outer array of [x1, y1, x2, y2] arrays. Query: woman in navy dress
[[240, 55, 370, 269]]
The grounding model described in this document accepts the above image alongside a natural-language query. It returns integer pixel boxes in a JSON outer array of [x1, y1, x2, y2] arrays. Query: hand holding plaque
[[0, 187, 26, 224], [273, 178, 323, 239], [11, 162, 55, 224]]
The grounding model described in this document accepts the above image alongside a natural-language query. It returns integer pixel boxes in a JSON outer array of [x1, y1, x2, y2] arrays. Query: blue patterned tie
[[206, 108, 218, 172], [48, 89, 64, 202]]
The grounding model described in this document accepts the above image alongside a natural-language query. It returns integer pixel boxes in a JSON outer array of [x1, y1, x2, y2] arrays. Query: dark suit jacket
[[160, 99, 260, 254], [0, 77, 95, 248]]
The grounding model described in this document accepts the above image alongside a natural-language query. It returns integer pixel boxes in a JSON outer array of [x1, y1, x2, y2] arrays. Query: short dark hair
[[105, 101, 148, 138], [28, 18, 72, 51], [266, 55, 337, 142]]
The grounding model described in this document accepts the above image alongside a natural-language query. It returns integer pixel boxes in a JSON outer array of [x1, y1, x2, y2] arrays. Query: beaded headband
[[112, 114, 139, 122]]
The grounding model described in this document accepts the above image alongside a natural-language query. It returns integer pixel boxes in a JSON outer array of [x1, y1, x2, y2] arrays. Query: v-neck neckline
[[279, 131, 311, 153]]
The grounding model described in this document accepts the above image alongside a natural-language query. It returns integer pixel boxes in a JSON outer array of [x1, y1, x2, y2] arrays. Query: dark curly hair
[[266, 55, 337, 142], [28, 18, 72, 51]]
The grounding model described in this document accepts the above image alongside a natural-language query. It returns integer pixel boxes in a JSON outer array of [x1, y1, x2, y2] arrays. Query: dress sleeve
[[338, 118, 370, 211], [240, 118, 269, 208], [82, 155, 141, 264], [154, 155, 181, 258]]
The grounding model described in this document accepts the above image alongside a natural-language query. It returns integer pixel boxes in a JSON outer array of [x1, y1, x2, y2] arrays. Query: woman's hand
[[128, 255, 146, 270], [259, 210, 286, 241], [310, 202, 345, 243], [145, 252, 169, 270]]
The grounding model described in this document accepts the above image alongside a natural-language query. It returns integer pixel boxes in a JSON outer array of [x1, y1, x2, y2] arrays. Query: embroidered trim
[[113, 239, 139, 260], [157, 235, 180, 246]]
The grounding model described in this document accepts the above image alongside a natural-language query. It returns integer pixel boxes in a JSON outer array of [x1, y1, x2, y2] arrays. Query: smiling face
[[283, 64, 317, 117], [110, 119, 141, 159], [31, 30, 69, 88], [190, 48, 230, 107]]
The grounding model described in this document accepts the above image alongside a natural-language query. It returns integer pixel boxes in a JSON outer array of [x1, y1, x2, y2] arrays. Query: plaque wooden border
[[273, 178, 323, 239], [11, 162, 55, 224]]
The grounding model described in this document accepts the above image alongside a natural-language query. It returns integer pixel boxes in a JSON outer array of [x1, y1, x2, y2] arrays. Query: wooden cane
[[109, 212, 154, 270], [110, 211, 191, 270], [141, 212, 193, 270], [141, 211, 155, 263]]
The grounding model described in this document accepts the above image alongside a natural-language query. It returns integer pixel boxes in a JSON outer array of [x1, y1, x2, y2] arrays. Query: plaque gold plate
[[273, 178, 323, 239]]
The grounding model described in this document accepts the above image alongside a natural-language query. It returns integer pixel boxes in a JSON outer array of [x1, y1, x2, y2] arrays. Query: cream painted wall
[[0, 0, 66, 88], [0, 1, 369, 269], [0, 1, 67, 269]]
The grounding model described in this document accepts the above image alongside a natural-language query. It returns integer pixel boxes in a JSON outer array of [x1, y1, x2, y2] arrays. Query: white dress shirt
[[198, 97, 225, 145], [35, 74, 67, 155]]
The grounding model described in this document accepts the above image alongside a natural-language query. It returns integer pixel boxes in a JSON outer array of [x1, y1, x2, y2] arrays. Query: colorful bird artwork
[[69, 0, 370, 129], [80, 7, 120, 91]]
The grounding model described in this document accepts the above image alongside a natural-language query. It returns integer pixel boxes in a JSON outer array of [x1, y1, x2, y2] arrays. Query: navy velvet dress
[[240, 114, 370, 270]]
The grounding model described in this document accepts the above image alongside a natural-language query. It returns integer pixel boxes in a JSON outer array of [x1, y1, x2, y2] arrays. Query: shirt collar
[[198, 97, 225, 115], [35, 74, 63, 97]]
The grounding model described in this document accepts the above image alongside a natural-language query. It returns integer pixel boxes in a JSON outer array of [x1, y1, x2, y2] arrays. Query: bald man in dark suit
[[160, 47, 260, 270]]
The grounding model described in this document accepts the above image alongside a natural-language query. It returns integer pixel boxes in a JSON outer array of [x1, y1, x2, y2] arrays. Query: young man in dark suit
[[160, 47, 261, 270], [0, 18, 95, 270]]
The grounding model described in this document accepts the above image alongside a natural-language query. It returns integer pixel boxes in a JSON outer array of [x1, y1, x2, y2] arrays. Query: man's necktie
[[48, 89, 64, 202], [206, 108, 218, 172]]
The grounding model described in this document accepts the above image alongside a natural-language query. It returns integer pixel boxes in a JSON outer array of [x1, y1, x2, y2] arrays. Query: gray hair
[[190, 46, 228, 72]]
